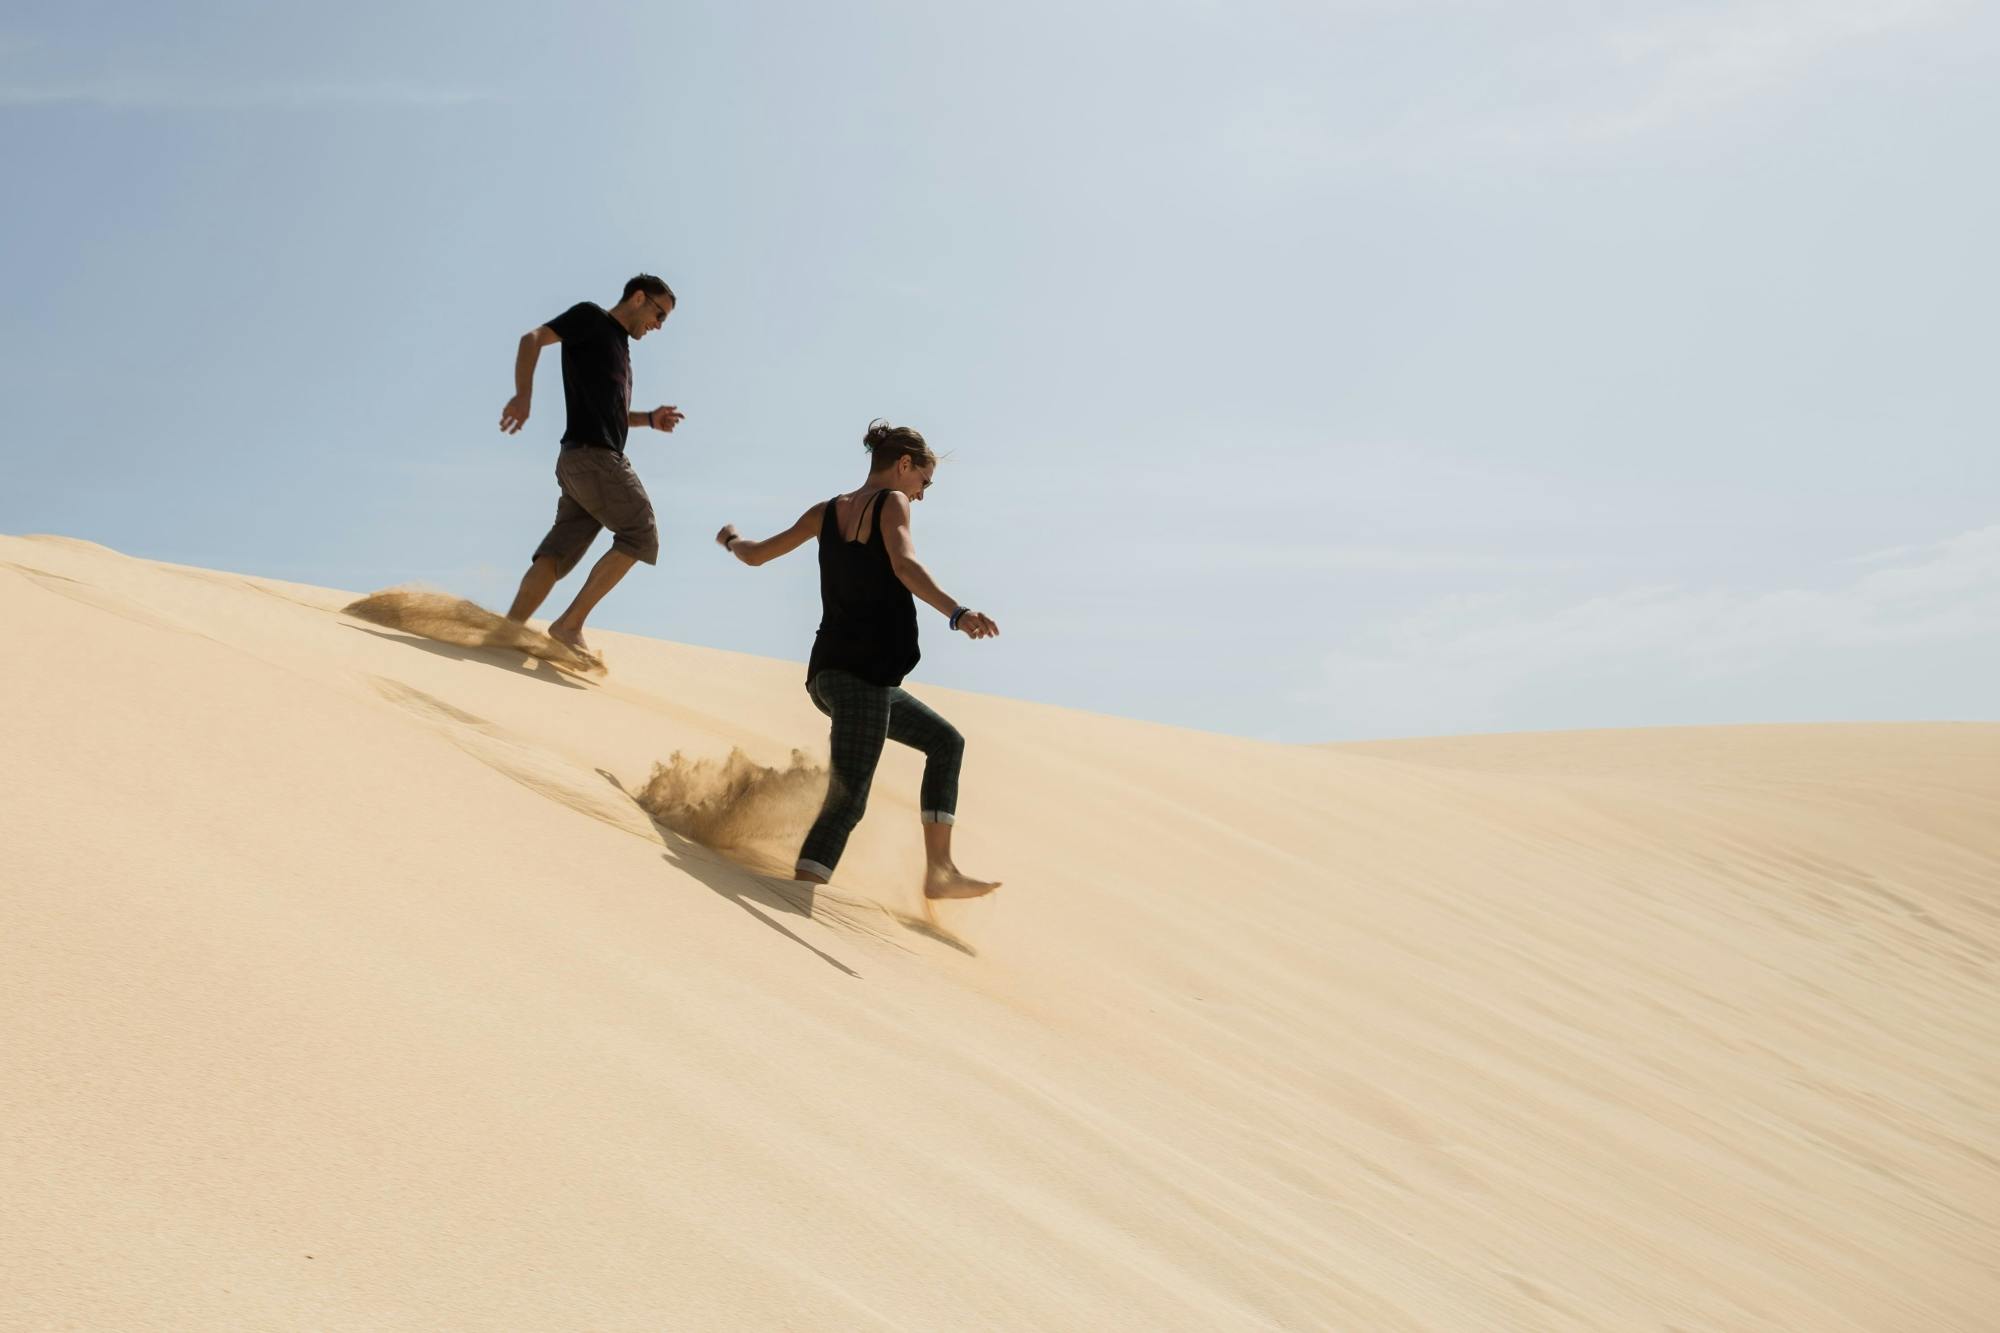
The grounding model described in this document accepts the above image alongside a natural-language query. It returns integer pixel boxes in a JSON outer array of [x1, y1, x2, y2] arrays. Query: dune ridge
[[4, 532, 1997, 1332]]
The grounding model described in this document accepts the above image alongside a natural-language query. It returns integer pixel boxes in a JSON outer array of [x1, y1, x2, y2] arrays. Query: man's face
[[633, 292, 673, 338]]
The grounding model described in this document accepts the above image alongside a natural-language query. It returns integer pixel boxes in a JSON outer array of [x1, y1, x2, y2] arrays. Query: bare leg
[[922, 820, 999, 900], [507, 555, 561, 622], [547, 548, 637, 650]]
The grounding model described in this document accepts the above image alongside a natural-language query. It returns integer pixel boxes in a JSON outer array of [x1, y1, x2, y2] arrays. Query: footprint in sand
[[370, 677, 654, 840], [3, 561, 207, 638]]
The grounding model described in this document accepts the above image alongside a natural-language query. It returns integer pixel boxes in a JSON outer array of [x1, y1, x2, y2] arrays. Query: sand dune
[[4, 532, 1997, 1331]]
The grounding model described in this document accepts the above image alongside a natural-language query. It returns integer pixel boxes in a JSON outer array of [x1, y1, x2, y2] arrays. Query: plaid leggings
[[796, 669, 964, 879]]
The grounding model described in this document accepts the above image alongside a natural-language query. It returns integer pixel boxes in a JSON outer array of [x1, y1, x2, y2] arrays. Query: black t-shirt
[[545, 301, 632, 452]]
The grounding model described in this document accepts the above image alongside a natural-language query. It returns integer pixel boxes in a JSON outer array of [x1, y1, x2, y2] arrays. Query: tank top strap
[[865, 488, 894, 545], [838, 488, 893, 544]]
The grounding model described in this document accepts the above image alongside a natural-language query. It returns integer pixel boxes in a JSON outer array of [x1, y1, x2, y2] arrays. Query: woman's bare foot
[[924, 864, 1000, 900], [546, 620, 590, 653]]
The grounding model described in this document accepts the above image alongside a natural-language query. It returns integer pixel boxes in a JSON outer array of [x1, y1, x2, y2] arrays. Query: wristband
[[948, 606, 968, 631], [725, 535, 739, 550]]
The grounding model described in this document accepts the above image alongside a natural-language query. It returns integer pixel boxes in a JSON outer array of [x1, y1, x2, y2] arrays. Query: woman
[[716, 420, 1001, 899]]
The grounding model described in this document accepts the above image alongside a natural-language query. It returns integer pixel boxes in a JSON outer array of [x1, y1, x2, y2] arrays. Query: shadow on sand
[[595, 770, 980, 972], [598, 769, 866, 977], [893, 912, 978, 956]]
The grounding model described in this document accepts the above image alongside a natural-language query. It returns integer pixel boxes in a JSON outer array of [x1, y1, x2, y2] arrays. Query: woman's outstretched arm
[[717, 503, 825, 567], [878, 492, 1001, 639]]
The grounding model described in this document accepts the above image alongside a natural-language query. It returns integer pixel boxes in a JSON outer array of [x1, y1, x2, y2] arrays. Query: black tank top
[[806, 491, 921, 688]]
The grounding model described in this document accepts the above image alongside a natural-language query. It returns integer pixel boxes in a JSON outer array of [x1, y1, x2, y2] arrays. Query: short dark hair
[[623, 273, 676, 305]]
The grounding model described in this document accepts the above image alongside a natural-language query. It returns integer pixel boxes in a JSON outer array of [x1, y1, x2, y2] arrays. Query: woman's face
[[898, 458, 936, 502]]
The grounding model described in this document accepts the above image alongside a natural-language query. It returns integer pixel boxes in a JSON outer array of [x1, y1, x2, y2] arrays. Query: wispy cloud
[[1307, 523, 2000, 735], [0, 79, 494, 110], [1514, 0, 1962, 145], [1125, 540, 1581, 577], [1223, 0, 1969, 176]]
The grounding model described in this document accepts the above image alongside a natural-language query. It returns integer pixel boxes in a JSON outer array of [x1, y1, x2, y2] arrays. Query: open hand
[[500, 394, 531, 433], [649, 405, 685, 432], [956, 611, 1000, 640]]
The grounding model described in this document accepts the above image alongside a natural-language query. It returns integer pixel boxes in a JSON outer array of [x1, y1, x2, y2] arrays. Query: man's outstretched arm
[[628, 406, 686, 432], [500, 325, 560, 434]]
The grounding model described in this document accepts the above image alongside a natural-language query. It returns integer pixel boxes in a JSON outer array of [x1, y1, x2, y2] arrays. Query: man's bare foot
[[546, 621, 590, 653], [924, 864, 1000, 900]]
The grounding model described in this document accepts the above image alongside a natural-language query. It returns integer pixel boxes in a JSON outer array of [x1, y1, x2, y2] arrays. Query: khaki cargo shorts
[[532, 446, 660, 576]]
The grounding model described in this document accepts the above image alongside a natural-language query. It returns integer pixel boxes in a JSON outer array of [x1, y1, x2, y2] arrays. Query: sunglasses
[[643, 294, 671, 323]]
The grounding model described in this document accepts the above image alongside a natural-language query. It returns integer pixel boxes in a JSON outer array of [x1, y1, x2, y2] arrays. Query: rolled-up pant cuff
[[609, 533, 660, 565], [921, 809, 955, 825], [794, 857, 835, 880]]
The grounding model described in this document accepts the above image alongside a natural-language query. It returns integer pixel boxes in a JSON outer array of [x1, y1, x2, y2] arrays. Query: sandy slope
[[3, 532, 1996, 1332]]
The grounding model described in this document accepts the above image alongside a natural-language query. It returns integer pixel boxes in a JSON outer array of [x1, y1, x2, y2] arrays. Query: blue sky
[[4, 0, 1995, 740]]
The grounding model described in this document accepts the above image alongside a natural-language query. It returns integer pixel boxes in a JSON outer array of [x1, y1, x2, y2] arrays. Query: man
[[499, 273, 684, 655]]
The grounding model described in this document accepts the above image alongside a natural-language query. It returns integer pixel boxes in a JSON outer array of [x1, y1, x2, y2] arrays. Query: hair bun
[[860, 419, 936, 467]]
